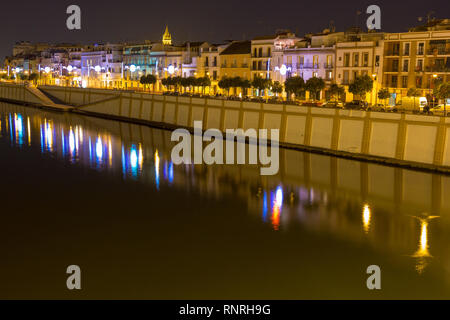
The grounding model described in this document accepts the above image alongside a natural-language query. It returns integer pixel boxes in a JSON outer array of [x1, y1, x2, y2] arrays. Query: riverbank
[[2, 82, 450, 174]]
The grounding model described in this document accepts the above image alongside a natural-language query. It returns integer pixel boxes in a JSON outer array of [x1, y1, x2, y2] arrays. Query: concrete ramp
[[25, 85, 72, 111]]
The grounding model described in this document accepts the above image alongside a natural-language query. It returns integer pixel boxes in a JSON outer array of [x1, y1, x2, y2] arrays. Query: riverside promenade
[[1, 82, 450, 174]]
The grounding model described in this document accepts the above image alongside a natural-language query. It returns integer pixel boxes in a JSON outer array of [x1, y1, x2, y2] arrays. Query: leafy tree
[[140, 74, 157, 91], [173, 76, 182, 92], [180, 77, 190, 92], [161, 77, 170, 91], [199, 76, 211, 95], [272, 81, 283, 97], [29, 73, 39, 84], [305, 77, 325, 101], [218, 77, 232, 95], [284, 76, 305, 100], [378, 88, 391, 105], [146, 74, 157, 91], [348, 75, 374, 101], [252, 75, 271, 97], [240, 79, 252, 96], [435, 82, 450, 116], [19, 73, 29, 81], [406, 87, 421, 111], [328, 83, 345, 102], [231, 77, 243, 95]]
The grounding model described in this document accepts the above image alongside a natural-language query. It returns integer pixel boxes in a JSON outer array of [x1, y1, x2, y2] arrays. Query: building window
[[343, 70, 349, 84], [392, 43, 400, 55], [326, 71, 332, 80], [344, 53, 350, 67], [402, 59, 409, 72], [326, 55, 332, 67], [363, 53, 369, 67], [392, 59, 399, 72], [375, 55, 380, 67], [402, 76, 408, 88], [416, 59, 423, 71], [416, 76, 422, 88], [313, 55, 318, 68], [353, 53, 359, 67], [417, 43, 425, 55], [404, 43, 410, 56], [391, 75, 398, 87]]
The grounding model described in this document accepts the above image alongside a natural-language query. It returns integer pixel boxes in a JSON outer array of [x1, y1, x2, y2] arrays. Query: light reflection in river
[[1, 104, 450, 279], [363, 204, 371, 234]]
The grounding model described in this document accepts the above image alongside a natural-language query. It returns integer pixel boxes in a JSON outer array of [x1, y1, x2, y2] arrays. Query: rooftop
[[219, 41, 251, 55]]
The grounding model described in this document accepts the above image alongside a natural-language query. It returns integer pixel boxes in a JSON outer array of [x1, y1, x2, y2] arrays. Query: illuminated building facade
[[80, 43, 124, 88], [382, 19, 450, 103], [197, 43, 229, 93], [335, 30, 384, 103], [251, 31, 299, 80]]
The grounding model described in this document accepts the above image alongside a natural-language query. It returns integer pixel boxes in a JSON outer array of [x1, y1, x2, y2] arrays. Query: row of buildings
[[3, 19, 450, 104]]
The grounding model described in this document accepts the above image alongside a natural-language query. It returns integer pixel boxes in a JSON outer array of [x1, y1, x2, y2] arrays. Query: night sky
[[0, 0, 448, 61]]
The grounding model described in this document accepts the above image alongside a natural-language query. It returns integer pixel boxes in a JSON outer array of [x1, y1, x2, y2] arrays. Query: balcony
[[251, 66, 266, 71], [251, 54, 271, 58], [425, 65, 450, 73], [324, 63, 333, 69], [427, 48, 450, 55], [384, 67, 399, 73], [300, 63, 319, 69], [386, 51, 400, 56]]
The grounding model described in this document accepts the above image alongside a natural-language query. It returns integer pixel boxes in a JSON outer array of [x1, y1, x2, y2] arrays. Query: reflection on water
[[411, 216, 439, 274], [2, 102, 450, 298], [363, 204, 371, 234]]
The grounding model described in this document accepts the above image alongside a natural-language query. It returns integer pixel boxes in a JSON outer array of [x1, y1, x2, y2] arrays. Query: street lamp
[[372, 73, 378, 105]]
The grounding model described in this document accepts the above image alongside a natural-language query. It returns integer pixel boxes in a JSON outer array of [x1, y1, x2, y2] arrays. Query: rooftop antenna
[[426, 11, 435, 23], [355, 10, 362, 28], [329, 20, 335, 33]]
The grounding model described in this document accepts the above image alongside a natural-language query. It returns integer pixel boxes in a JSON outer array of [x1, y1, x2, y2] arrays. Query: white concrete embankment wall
[[0, 82, 50, 105], [4, 84, 450, 171]]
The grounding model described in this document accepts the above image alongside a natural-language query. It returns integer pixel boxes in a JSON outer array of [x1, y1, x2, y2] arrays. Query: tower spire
[[162, 25, 172, 45]]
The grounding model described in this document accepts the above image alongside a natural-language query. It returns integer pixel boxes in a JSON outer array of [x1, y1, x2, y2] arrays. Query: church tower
[[162, 26, 172, 45]]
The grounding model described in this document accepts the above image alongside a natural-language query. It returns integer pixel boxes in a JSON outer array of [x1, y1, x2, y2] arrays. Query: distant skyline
[[0, 0, 448, 61]]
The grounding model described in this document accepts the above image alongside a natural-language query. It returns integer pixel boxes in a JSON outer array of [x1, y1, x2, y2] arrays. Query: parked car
[[429, 104, 449, 116], [322, 101, 344, 109], [367, 104, 387, 112], [344, 100, 368, 110]]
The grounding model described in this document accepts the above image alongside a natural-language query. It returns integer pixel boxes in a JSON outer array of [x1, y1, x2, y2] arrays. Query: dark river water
[[1, 102, 450, 299]]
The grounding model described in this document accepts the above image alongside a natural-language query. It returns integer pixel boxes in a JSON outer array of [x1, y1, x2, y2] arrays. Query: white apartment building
[[251, 31, 299, 80], [81, 43, 124, 88], [335, 31, 384, 103]]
